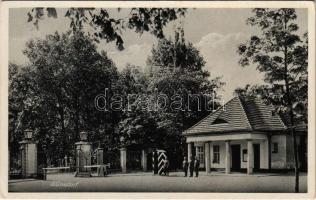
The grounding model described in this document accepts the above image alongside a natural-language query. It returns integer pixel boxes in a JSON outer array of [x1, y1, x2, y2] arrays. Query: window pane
[[213, 145, 220, 163]]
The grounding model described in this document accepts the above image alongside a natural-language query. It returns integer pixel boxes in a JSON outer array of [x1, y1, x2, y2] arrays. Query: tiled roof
[[239, 97, 287, 131], [183, 96, 287, 136], [279, 113, 307, 132]]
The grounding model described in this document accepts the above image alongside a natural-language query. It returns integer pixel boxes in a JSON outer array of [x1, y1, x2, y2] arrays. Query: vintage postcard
[[0, 1, 315, 199]]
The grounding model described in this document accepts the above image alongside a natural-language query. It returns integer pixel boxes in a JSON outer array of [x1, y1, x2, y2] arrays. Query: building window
[[212, 118, 228, 125], [196, 146, 204, 162], [272, 142, 278, 153], [242, 149, 248, 162], [213, 145, 220, 164]]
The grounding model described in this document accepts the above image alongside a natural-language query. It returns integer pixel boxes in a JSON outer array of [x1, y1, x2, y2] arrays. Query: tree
[[10, 31, 120, 165], [237, 8, 308, 192], [147, 28, 206, 73], [147, 30, 224, 126], [116, 65, 154, 146], [9, 63, 41, 164], [146, 30, 224, 168], [27, 8, 187, 50]]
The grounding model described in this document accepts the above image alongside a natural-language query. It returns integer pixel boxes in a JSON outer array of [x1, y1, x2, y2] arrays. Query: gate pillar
[[19, 129, 38, 178], [120, 148, 127, 173], [75, 131, 92, 177], [141, 150, 147, 172]]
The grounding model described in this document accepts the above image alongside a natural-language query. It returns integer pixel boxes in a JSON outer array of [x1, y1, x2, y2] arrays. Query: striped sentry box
[[157, 150, 167, 175]]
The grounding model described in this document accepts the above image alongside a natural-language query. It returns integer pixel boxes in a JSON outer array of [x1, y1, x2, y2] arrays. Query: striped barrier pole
[[157, 150, 167, 175]]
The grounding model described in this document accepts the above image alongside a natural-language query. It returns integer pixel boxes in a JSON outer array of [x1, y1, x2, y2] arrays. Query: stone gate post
[[19, 129, 38, 178], [75, 131, 92, 177]]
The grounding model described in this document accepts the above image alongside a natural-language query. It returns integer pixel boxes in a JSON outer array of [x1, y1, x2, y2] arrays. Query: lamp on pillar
[[24, 129, 33, 140], [19, 129, 38, 178], [79, 131, 88, 141]]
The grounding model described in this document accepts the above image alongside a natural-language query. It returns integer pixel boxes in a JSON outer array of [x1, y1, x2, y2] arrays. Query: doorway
[[253, 144, 260, 171], [231, 145, 241, 171]]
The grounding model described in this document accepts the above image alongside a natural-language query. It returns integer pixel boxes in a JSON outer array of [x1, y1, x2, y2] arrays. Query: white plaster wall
[[236, 141, 247, 169], [271, 135, 287, 169]]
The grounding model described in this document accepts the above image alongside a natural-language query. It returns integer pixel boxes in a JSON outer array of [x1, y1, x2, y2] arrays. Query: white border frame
[[0, 1, 315, 199]]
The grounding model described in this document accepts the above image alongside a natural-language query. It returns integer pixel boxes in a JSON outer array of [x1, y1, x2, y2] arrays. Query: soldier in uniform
[[153, 149, 158, 175], [189, 156, 194, 177], [163, 158, 169, 176], [182, 156, 188, 177], [194, 156, 200, 177]]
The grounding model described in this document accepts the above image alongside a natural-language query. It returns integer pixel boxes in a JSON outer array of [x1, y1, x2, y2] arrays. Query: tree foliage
[[27, 8, 187, 50], [9, 31, 120, 165], [237, 8, 308, 124]]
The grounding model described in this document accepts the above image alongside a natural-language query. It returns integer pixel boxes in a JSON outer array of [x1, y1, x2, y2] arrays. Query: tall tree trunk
[[285, 79, 299, 193], [284, 38, 300, 193]]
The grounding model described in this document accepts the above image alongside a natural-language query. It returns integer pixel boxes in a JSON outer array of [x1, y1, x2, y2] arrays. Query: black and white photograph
[[2, 1, 315, 196]]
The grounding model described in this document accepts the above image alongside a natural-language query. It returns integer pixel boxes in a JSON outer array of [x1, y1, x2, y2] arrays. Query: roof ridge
[[236, 96, 253, 130], [183, 97, 237, 134]]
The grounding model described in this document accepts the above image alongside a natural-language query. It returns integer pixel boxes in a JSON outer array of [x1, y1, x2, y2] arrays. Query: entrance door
[[231, 145, 241, 171], [253, 144, 260, 171]]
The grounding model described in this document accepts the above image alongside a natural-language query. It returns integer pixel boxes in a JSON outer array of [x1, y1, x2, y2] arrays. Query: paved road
[[9, 172, 307, 193]]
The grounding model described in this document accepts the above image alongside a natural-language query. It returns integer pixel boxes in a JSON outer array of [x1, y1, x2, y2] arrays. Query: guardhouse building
[[183, 96, 307, 174]]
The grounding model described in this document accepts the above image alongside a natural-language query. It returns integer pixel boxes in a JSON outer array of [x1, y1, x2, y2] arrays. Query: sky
[[9, 8, 308, 101]]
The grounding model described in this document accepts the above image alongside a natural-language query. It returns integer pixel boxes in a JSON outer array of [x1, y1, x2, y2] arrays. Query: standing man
[[182, 156, 188, 177], [163, 158, 169, 176], [153, 149, 158, 175], [194, 156, 200, 177], [189, 156, 194, 177]]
